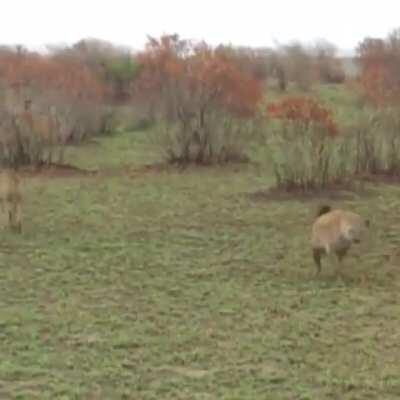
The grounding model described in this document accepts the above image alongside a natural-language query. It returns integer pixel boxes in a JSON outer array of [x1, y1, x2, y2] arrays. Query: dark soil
[[248, 180, 375, 202]]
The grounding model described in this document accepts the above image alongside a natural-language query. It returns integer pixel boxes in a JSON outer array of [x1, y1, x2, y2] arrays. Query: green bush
[[352, 107, 400, 175], [267, 119, 353, 191]]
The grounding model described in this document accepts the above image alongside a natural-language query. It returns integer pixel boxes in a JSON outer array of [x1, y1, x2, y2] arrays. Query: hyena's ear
[[317, 205, 331, 217], [365, 219, 370, 228]]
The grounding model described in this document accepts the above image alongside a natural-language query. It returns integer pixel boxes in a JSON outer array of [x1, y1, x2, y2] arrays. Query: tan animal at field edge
[[0, 169, 22, 233], [311, 205, 370, 278]]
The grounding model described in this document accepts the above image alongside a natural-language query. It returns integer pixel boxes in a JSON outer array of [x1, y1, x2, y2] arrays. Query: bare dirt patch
[[357, 171, 400, 185], [129, 163, 171, 174], [19, 160, 252, 181], [20, 163, 98, 179], [248, 181, 374, 203], [65, 138, 101, 147], [19, 162, 170, 179], [100, 162, 172, 178]]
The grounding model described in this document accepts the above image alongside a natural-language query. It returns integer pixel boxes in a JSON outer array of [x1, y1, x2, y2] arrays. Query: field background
[[1, 86, 400, 399]]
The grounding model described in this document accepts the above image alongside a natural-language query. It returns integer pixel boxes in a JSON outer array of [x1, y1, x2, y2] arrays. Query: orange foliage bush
[[267, 96, 338, 136], [0, 47, 116, 165], [134, 34, 264, 164], [0, 50, 106, 102], [136, 35, 263, 118]]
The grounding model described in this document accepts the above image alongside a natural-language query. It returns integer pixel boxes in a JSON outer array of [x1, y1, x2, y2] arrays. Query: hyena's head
[[343, 216, 370, 244]]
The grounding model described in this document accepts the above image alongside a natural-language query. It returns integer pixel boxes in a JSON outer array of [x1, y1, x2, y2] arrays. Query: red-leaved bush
[[133, 34, 264, 164], [0, 49, 106, 102], [267, 96, 338, 136]]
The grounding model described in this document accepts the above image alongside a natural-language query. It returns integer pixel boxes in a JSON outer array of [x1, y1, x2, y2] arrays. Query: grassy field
[[1, 99, 400, 399]]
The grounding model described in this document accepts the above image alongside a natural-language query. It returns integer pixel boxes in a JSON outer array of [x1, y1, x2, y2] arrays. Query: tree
[[313, 39, 345, 84], [281, 42, 316, 91], [214, 45, 268, 82], [0, 48, 105, 102], [49, 38, 140, 103], [356, 29, 400, 106]]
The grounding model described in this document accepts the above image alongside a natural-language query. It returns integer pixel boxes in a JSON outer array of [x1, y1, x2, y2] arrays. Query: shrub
[[0, 107, 64, 168], [134, 34, 264, 165], [0, 46, 118, 142], [352, 107, 400, 175], [266, 96, 351, 191], [152, 114, 257, 165]]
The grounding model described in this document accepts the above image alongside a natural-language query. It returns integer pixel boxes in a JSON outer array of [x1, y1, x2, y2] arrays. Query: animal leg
[[8, 206, 14, 230], [0, 200, 6, 228], [334, 249, 348, 282], [11, 202, 21, 233], [13, 203, 21, 233], [7, 201, 20, 233], [313, 248, 323, 276], [4, 202, 12, 230]]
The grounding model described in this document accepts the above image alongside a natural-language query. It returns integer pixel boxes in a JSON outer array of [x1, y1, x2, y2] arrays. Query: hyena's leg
[[16, 202, 22, 233], [0, 199, 6, 228], [4, 201, 13, 230], [335, 248, 349, 281], [312, 248, 323, 275], [9, 201, 21, 233], [7, 202, 14, 230]]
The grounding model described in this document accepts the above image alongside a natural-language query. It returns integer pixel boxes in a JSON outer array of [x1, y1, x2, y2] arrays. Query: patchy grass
[[64, 130, 160, 171], [1, 127, 400, 399]]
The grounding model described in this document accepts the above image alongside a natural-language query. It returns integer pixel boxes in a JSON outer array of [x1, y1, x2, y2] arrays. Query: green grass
[[1, 102, 400, 399]]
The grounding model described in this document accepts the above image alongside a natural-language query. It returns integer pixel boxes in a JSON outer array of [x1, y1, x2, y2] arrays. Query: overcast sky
[[1, 0, 399, 54]]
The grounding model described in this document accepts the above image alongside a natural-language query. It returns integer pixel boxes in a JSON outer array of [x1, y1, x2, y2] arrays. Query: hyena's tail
[[317, 205, 332, 218]]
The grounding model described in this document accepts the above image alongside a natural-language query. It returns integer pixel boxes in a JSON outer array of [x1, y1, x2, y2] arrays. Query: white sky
[[1, 0, 399, 54]]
